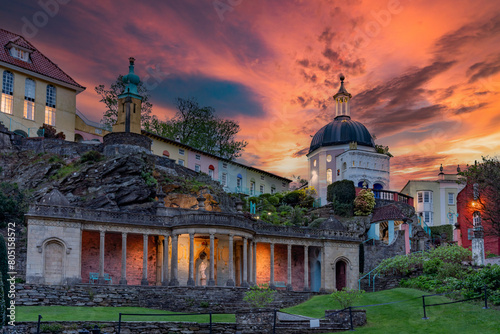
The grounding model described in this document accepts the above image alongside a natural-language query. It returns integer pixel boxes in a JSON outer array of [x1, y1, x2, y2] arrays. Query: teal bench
[[89, 272, 112, 284], [272, 281, 287, 289]]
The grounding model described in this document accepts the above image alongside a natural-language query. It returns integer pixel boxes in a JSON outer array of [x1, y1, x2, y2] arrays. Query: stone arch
[[13, 129, 28, 138], [41, 237, 68, 285], [333, 256, 352, 291], [74, 133, 84, 142]]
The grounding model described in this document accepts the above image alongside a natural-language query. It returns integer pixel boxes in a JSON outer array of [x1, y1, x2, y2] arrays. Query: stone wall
[[12, 321, 236, 334], [324, 309, 367, 327], [362, 230, 406, 273], [16, 284, 315, 313]]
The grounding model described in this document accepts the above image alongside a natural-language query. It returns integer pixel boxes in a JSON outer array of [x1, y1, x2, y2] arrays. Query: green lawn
[[17, 306, 235, 323], [283, 288, 500, 334]]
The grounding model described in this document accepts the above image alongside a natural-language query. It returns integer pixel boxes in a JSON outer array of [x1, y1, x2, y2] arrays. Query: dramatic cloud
[[1, 0, 499, 191]]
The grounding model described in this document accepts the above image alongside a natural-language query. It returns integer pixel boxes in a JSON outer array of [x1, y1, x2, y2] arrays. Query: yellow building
[[0, 28, 84, 139]]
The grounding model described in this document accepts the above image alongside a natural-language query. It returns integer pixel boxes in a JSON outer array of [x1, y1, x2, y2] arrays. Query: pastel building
[[307, 76, 390, 205], [401, 165, 465, 233], [0, 28, 85, 139]]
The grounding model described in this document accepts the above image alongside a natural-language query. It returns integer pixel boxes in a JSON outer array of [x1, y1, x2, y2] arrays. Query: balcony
[[355, 187, 414, 206]]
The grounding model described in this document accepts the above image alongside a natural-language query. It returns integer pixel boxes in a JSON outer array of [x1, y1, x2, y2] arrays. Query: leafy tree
[[95, 75, 153, 128], [0, 183, 27, 228], [327, 180, 355, 217], [460, 157, 500, 237], [145, 98, 247, 160], [330, 288, 365, 309], [243, 284, 276, 308]]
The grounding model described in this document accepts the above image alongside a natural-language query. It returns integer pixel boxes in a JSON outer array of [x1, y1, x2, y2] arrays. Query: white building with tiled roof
[[0, 28, 85, 139]]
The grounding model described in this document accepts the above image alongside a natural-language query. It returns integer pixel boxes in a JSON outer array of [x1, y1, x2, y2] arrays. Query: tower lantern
[[112, 57, 143, 134], [333, 74, 352, 119]]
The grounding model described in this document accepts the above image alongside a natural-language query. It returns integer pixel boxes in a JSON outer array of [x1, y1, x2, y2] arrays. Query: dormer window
[[8, 43, 31, 63]]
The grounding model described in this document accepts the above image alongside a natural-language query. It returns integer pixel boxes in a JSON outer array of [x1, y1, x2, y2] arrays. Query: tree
[[460, 157, 500, 237], [0, 183, 27, 228], [144, 98, 248, 160], [37, 124, 65, 139], [95, 75, 153, 128]]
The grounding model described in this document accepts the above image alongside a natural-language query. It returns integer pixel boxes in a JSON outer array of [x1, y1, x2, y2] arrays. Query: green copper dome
[[119, 57, 142, 99]]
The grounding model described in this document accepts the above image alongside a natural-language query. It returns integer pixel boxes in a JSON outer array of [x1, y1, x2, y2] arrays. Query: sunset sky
[[2, 0, 500, 191]]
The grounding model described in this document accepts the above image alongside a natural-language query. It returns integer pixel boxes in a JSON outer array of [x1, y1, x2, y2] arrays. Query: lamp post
[[471, 184, 485, 266]]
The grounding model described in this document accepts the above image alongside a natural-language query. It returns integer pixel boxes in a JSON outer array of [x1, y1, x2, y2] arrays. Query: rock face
[[0, 134, 236, 213]]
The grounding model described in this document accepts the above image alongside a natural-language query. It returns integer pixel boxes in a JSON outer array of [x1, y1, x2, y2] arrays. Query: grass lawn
[[17, 306, 235, 323], [283, 288, 500, 334]]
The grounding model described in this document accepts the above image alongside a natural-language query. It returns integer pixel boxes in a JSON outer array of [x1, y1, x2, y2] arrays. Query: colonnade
[[93, 229, 319, 291]]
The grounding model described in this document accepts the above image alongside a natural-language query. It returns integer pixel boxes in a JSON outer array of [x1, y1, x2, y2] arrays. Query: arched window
[[327, 169, 333, 184], [45, 85, 56, 126], [162, 150, 170, 157], [24, 78, 35, 120], [1, 71, 14, 114], [358, 181, 364, 188], [373, 183, 383, 190], [74, 134, 84, 142]]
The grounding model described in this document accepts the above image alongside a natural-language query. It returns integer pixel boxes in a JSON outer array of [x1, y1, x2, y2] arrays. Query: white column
[[303, 245, 309, 291], [226, 234, 235, 286], [242, 238, 248, 287], [187, 233, 195, 286], [253, 241, 257, 284], [287, 244, 293, 291], [98, 230, 106, 284], [141, 234, 149, 285], [320, 245, 326, 292], [248, 241, 254, 285], [270, 243, 275, 289], [162, 234, 169, 286], [208, 233, 215, 286], [119, 233, 127, 285], [169, 233, 179, 286]]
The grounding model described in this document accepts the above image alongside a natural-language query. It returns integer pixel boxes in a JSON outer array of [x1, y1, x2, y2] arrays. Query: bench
[[272, 281, 287, 289], [89, 272, 112, 284]]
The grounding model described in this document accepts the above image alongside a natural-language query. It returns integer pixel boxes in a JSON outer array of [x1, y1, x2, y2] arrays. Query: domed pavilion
[[307, 76, 390, 204]]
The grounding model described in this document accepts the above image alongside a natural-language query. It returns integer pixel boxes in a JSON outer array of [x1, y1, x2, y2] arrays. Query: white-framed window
[[178, 159, 184, 166], [208, 169, 214, 179], [10, 47, 30, 62], [2, 71, 14, 115], [24, 78, 35, 120], [195, 154, 201, 160], [260, 175, 265, 181], [418, 191, 432, 204], [423, 211, 433, 225], [271, 186, 276, 194], [45, 85, 56, 126], [326, 155, 332, 162], [223, 163, 227, 169], [195, 164, 201, 172], [313, 159, 317, 167], [250, 181, 255, 195], [236, 176, 242, 189], [221, 172, 228, 186], [327, 168, 333, 184], [448, 193, 454, 205], [260, 184, 264, 194], [178, 149, 185, 155]]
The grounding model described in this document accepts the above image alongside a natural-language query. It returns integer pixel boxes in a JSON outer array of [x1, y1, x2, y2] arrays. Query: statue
[[198, 251, 208, 286]]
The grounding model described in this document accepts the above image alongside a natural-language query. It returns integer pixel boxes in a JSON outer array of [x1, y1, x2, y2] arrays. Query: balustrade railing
[[28, 204, 362, 241]]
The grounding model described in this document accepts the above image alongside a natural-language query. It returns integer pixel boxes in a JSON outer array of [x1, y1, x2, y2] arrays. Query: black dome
[[309, 116, 374, 153]]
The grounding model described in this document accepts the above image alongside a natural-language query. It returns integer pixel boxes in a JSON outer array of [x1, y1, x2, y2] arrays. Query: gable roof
[[0, 28, 84, 91], [371, 204, 406, 223]]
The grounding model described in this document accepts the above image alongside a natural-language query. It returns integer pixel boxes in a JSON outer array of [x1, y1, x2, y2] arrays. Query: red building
[[457, 183, 500, 256]]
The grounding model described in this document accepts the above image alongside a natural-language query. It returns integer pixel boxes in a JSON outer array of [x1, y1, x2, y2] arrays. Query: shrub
[[330, 288, 365, 309], [354, 189, 375, 216], [79, 151, 103, 164], [268, 196, 279, 206], [0, 183, 27, 228], [428, 244, 471, 264], [430, 225, 454, 242], [423, 258, 443, 276], [282, 190, 301, 206], [290, 206, 306, 226], [327, 180, 355, 217], [243, 284, 276, 308], [38, 124, 65, 140], [309, 218, 327, 228]]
